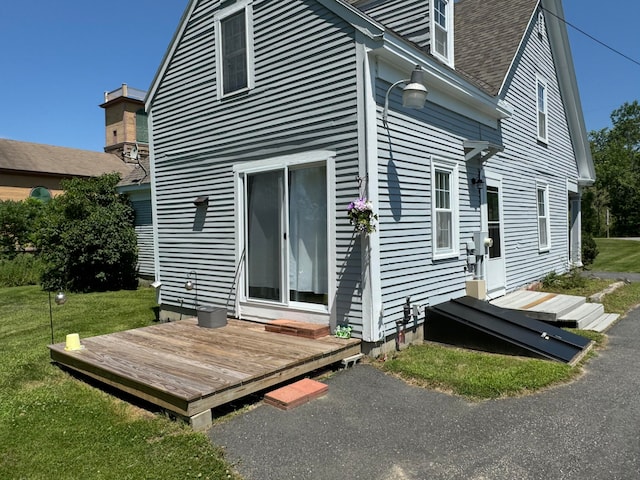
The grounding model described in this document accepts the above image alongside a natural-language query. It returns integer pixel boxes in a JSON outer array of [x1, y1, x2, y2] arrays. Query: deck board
[[50, 318, 361, 422]]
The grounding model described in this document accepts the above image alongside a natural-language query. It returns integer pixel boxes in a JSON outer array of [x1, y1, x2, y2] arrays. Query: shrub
[[35, 174, 138, 292], [0, 198, 44, 258], [581, 232, 599, 267], [541, 268, 587, 291], [0, 254, 44, 287]]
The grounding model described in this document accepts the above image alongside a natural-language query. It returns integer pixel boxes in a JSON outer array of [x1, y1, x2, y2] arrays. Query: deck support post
[[189, 409, 213, 431]]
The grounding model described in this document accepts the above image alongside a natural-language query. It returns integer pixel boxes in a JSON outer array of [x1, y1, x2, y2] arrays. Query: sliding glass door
[[246, 170, 283, 301], [245, 164, 328, 307]]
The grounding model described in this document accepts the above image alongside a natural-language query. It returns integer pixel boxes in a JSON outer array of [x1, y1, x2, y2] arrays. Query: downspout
[[356, 38, 383, 344], [147, 110, 163, 307]]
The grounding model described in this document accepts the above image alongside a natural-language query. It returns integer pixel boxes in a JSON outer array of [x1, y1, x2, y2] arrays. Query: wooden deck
[[49, 318, 360, 429]]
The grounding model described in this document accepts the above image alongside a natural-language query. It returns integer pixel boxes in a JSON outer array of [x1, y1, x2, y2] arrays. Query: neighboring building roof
[[118, 157, 151, 188], [455, 0, 539, 96], [0, 138, 133, 178]]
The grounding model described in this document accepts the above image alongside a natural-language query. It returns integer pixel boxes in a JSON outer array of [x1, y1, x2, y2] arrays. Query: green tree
[[0, 198, 44, 258], [584, 101, 640, 237], [36, 173, 138, 292]]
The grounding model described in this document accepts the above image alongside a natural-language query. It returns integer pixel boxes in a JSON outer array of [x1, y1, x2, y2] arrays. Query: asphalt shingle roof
[[118, 157, 150, 187], [343, 0, 539, 96], [0, 138, 133, 178], [454, 0, 539, 95]]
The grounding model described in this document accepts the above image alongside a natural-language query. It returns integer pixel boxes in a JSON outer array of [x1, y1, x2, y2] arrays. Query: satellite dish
[[128, 144, 139, 161]]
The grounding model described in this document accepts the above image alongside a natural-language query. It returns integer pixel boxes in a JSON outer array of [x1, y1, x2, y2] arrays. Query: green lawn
[[380, 329, 602, 400], [0, 285, 238, 480], [591, 238, 640, 272]]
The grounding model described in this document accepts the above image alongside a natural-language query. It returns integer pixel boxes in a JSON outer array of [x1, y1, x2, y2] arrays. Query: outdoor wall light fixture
[[472, 173, 485, 190], [382, 65, 429, 125], [193, 195, 209, 206], [48, 290, 67, 344], [184, 271, 198, 308]]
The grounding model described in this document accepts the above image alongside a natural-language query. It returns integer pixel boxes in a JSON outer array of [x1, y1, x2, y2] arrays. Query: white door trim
[[482, 172, 506, 298]]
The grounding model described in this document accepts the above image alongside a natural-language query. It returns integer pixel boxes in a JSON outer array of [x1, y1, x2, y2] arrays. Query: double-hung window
[[537, 184, 550, 251], [536, 76, 548, 143], [431, 0, 454, 66], [215, 1, 254, 98], [431, 160, 459, 259]]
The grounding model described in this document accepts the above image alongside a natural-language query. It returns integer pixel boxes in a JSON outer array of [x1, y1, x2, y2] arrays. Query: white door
[[483, 175, 506, 297]]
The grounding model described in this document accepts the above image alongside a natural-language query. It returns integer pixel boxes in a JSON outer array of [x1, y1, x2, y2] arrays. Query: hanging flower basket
[[347, 197, 378, 234]]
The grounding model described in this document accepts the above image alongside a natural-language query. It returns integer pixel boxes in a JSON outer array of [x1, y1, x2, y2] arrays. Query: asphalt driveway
[[208, 309, 640, 480]]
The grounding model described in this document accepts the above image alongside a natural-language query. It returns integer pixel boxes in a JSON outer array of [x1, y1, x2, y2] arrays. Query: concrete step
[[491, 291, 585, 322], [559, 302, 604, 328], [580, 313, 620, 332], [491, 290, 548, 309]]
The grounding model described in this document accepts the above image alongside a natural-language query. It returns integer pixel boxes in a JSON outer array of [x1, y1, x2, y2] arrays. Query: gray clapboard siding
[[375, 77, 499, 335], [131, 199, 154, 278], [150, 0, 364, 326], [488, 11, 579, 291], [357, 0, 430, 49]]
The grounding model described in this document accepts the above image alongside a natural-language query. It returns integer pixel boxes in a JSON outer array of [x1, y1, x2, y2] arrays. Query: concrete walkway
[[208, 309, 640, 480], [583, 270, 640, 283]]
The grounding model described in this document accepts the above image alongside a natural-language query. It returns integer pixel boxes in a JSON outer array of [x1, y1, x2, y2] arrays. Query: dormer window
[[431, 0, 454, 67]]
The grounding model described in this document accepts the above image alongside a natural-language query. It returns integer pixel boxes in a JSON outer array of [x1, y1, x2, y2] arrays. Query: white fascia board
[[376, 37, 513, 128], [117, 183, 151, 196], [541, 0, 595, 184], [318, 0, 385, 41]]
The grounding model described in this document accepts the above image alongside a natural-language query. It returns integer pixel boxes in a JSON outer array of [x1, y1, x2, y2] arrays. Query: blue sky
[[0, 0, 638, 152]]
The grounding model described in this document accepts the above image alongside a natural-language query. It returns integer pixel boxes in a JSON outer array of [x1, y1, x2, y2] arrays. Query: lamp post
[[48, 290, 66, 344], [184, 271, 198, 309], [382, 65, 429, 126]]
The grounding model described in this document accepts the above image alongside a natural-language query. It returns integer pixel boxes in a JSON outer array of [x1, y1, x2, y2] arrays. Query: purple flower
[[354, 198, 367, 211]]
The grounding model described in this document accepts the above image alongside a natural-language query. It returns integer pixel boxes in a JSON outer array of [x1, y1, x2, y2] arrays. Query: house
[[101, 84, 155, 280], [116, 156, 154, 280], [145, 0, 594, 354], [0, 138, 133, 202]]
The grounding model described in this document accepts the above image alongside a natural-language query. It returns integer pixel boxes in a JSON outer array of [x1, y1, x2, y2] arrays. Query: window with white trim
[[537, 184, 550, 251], [536, 77, 548, 143], [215, 1, 254, 97], [431, 0, 454, 67], [431, 160, 459, 259]]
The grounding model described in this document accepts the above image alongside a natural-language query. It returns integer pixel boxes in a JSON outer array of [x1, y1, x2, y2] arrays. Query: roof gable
[[455, 0, 593, 183]]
